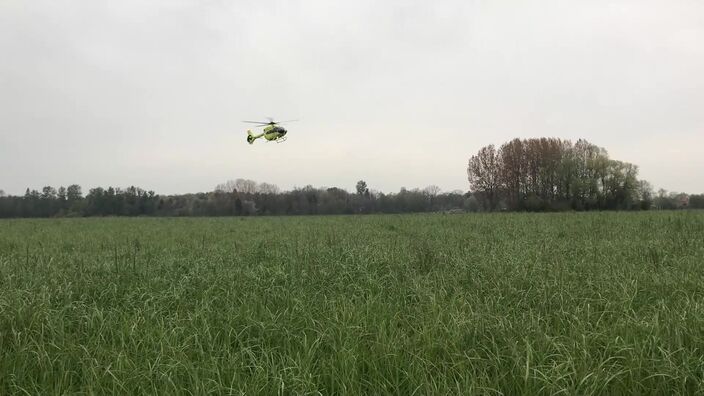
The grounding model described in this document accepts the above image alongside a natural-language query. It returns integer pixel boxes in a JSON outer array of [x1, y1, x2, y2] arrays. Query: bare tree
[[423, 185, 441, 196], [637, 180, 654, 209], [499, 138, 525, 208], [235, 179, 259, 194], [467, 145, 503, 211], [258, 182, 280, 194], [214, 180, 238, 193], [215, 178, 260, 194]]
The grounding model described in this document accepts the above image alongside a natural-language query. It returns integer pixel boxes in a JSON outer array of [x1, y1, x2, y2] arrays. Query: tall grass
[[1, 212, 703, 394]]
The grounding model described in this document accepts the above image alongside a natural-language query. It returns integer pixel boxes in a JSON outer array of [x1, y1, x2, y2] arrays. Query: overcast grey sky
[[1, 0, 702, 195]]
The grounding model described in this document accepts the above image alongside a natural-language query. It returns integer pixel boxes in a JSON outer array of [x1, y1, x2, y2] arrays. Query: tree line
[[0, 180, 469, 218], [1, 137, 702, 218], [466, 138, 699, 211]]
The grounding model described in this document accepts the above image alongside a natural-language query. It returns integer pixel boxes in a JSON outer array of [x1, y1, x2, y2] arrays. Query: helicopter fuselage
[[244, 118, 294, 144], [247, 125, 287, 144], [263, 125, 287, 141]]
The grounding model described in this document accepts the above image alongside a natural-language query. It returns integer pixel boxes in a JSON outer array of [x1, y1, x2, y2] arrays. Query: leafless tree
[[467, 144, 503, 211], [423, 185, 441, 196]]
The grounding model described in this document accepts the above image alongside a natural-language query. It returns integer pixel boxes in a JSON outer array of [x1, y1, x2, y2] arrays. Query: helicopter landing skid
[[275, 136, 287, 143]]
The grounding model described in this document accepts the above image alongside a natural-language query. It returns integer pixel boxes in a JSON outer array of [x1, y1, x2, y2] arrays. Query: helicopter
[[243, 118, 297, 144]]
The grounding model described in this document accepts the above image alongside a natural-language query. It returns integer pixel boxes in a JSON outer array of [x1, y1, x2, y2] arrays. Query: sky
[[1, 0, 703, 195]]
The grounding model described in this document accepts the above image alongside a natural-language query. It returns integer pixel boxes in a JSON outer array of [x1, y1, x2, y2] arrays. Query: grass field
[[1, 212, 704, 395]]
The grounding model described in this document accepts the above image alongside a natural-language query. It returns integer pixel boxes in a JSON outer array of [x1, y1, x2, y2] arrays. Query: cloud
[[1, 0, 702, 194]]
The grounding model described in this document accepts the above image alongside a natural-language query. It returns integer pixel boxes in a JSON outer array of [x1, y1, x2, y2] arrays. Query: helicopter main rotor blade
[[242, 118, 298, 127]]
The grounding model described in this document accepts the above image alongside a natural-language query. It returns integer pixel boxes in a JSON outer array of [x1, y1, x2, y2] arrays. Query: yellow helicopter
[[243, 118, 298, 144]]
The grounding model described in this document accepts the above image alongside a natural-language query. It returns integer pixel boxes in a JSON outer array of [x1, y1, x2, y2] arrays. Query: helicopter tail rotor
[[246, 130, 255, 144]]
